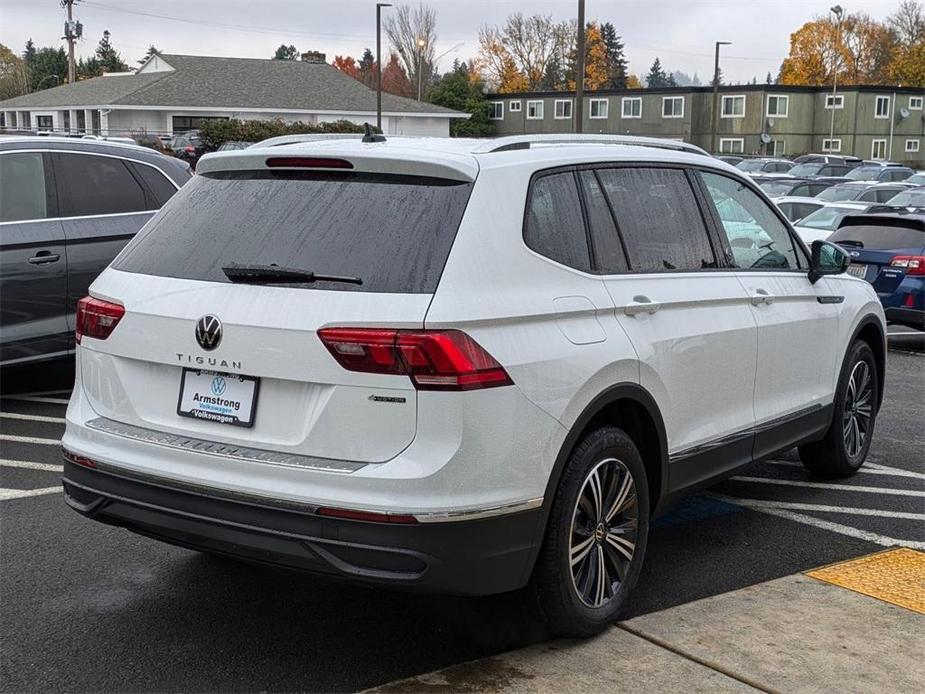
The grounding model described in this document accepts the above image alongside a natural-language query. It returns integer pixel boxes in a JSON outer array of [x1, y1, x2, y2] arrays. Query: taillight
[[890, 255, 925, 275], [75, 296, 124, 344], [318, 328, 513, 391], [184, 146, 195, 153], [63, 448, 97, 469]]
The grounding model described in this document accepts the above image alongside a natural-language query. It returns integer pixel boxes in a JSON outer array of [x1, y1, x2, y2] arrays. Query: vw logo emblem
[[195, 314, 222, 351], [211, 376, 226, 395]]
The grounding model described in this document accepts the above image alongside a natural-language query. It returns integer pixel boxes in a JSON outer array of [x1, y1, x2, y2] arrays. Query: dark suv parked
[[0, 137, 191, 368]]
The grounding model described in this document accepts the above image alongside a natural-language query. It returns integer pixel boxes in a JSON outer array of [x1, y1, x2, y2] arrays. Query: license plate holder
[[177, 369, 260, 428], [846, 263, 868, 279]]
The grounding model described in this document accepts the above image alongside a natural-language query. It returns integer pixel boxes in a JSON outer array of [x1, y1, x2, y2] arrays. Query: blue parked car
[[829, 211, 924, 330]]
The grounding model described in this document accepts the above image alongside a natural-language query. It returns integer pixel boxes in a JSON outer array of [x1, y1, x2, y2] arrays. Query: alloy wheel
[[569, 457, 638, 608], [843, 360, 874, 458]]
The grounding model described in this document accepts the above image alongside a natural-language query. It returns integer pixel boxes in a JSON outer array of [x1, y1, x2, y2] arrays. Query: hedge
[[197, 118, 370, 150]]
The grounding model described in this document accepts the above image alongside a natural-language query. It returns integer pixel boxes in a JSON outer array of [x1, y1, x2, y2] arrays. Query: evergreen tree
[[646, 57, 670, 87], [357, 47, 377, 89], [138, 44, 159, 65], [711, 66, 724, 87], [430, 64, 492, 136], [25, 45, 67, 91], [541, 53, 563, 90], [766, 71, 773, 84], [94, 31, 129, 73], [691, 72, 702, 86], [600, 21, 628, 88], [272, 44, 298, 60]]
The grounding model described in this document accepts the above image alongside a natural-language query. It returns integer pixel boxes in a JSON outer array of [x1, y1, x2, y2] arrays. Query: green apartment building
[[487, 84, 925, 167]]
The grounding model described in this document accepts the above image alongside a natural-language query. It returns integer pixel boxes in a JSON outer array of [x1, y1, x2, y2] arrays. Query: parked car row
[[0, 137, 191, 367]]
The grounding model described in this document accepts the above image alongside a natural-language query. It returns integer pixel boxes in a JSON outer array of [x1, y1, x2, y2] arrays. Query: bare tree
[[887, 0, 925, 45], [503, 14, 563, 89], [384, 3, 437, 99]]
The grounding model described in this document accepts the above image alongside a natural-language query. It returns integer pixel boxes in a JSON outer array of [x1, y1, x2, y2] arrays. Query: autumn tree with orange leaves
[[780, 2, 924, 87]]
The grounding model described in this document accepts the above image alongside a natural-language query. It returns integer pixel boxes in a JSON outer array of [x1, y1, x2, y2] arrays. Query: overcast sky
[[0, 0, 909, 84]]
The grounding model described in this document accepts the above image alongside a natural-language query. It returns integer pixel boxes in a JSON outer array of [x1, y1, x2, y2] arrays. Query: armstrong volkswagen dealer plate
[[177, 369, 260, 428]]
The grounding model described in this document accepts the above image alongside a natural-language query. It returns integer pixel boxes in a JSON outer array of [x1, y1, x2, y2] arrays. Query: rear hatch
[[829, 215, 925, 295], [79, 154, 474, 463]]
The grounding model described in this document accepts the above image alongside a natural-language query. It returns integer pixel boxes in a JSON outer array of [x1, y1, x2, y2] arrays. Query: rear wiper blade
[[221, 263, 363, 286]]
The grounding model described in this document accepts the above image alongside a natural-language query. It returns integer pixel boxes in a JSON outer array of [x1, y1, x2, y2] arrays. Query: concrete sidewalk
[[367, 550, 925, 693]]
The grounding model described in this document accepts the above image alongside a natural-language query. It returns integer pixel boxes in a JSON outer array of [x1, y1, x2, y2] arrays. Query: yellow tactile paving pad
[[806, 548, 925, 614]]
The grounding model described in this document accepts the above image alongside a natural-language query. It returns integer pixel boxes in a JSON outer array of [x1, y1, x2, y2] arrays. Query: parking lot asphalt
[[1, 333, 922, 693]]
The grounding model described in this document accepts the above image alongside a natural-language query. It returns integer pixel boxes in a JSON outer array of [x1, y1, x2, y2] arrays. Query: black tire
[[533, 426, 649, 638], [799, 340, 879, 477]]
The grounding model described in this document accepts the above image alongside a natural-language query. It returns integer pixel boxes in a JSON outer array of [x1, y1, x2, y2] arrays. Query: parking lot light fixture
[[829, 5, 845, 150], [376, 3, 392, 132], [417, 37, 426, 102]]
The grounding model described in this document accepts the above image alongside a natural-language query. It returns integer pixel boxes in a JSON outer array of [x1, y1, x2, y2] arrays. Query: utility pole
[[376, 3, 391, 132], [710, 41, 731, 154], [62, 0, 80, 84], [574, 0, 585, 133], [828, 5, 844, 152]]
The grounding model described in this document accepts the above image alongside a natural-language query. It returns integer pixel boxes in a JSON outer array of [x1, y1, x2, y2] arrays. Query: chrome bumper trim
[[85, 416, 367, 474], [412, 497, 545, 523]]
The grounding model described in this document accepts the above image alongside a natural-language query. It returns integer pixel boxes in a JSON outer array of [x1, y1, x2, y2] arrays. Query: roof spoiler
[[474, 134, 709, 156]]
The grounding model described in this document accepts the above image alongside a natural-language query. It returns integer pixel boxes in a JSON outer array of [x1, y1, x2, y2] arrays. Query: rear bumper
[[62, 460, 544, 596], [884, 306, 924, 329]]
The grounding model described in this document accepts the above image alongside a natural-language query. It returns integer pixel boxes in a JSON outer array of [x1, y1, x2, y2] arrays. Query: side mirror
[[809, 240, 850, 284]]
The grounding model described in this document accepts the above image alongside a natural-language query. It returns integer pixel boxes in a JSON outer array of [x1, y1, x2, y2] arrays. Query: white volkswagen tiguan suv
[[62, 134, 885, 636]]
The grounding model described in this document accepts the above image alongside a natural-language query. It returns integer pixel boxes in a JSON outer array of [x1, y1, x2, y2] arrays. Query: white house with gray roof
[[0, 53, 466, 137]]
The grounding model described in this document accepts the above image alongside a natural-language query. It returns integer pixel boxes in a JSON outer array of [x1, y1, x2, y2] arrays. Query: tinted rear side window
[[0, 152, 49, 222], [524, 172, 592, 272], [596, 167, 716, 272], [54, 153, 146, 217], [127, 162, 179, 209], [577, 170, 628, 273], [114, 171, 472, 293], [829, 223, 924, 250]]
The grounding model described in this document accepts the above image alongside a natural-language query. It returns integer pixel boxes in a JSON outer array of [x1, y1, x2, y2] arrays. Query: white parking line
[[729, 476, 924, 497], [0, 412, 66, 424], [0, 459, 63, 472], [712, 493, 925, 550], [713, 495, 925, 521], [1, 396, 69, 405], [0, 434, 60, 446], [0, 487, 61, 501], [766, 459, 925, 481]]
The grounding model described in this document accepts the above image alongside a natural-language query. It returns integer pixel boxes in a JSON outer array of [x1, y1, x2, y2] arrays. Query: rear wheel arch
[[541, 384, 668, 520], [848, 315, 886, 412]]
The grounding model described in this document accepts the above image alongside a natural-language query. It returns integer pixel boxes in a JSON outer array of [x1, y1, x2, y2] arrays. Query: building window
[[766, 95, 789, 117], [509, 100, 522, 112], [822, 138, 842, 152], [721, 95, 746, 118], [488, 101, 503, 120], [172, 115, 226, 133], [769, 140, 786, 156], [662, 96, 684, 118], [589, 98, 608, 119], [871, 139, 887, 159], [825, 94, 844, 109], [554, 99, 573, 119], [906, 139, 921, 153], [875, 96, 890, 118], [36, 115, 53, 131], [909, 96, 923, 110], [621, 97, 641, 118], [719, 138, 744, 153], [526, 100, 544, 120]]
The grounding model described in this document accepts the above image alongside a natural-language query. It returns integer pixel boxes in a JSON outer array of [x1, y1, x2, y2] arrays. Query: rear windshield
[[815, 186, 858, 202], [788, 163, 822, 177], [760, 180, 797, 196], [829, 222, 924, 250], [113, 171, 473, 293]]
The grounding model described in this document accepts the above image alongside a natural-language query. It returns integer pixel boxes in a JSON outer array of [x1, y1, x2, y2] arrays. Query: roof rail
[[474, 134, 709, 156]]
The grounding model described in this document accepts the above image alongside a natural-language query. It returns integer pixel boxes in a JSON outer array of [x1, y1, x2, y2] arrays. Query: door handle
[[750, 288, 774, 305], [624, 295, 661, 316], [28, 251, 61, 265]]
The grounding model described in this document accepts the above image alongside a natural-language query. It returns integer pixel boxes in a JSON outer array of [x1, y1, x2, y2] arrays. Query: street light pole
[[417, 37, 426, 102], [376, 2, 391, 132], [828, 5, 844, 153], [574, 0, 585, 133], [710, 41, 731, 154]]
